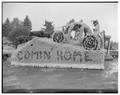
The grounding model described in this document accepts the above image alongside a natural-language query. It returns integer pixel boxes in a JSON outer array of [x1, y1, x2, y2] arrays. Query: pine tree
[[8, 25, 30, 48], [3, 18, 12, 37], [42, 20, 54, 37], [23, 16, 32, 31], [10, 18, 23, 29], [7, 17, 31, 47]]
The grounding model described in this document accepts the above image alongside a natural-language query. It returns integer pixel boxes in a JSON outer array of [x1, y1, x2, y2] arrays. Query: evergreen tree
[[11, 18, 22, 29], [7, 17, 31, 47], [42, 20, 54, 38], [3, 18, 12, 37], [8, 25, 30, 48], [110, 41, 118, 50], [23, 16, 32, 31]]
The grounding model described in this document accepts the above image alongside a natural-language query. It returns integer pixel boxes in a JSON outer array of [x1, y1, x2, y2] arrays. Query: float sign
[[11, 37, 105, 69]]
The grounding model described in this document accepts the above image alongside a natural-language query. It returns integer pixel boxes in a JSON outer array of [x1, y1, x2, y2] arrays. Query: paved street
[[2, 58, 118, 92]]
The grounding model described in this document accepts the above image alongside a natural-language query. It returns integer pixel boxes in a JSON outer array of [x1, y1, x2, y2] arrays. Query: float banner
[[11, 37, 105, 69]]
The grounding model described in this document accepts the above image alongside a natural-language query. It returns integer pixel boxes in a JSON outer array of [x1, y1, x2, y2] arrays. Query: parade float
[[10, 20, 110, 69]]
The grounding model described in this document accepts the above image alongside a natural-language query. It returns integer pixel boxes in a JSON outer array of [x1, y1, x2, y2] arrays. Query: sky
[[3, 3, 118, 41]]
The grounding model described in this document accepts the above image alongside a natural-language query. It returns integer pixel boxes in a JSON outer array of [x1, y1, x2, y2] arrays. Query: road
[[2, 58, 118, 93]]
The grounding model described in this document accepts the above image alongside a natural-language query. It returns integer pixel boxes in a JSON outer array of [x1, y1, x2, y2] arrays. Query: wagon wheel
[[82, 35, 98, 50], [66, 22, 93, 45], [53, 32, 64, 43]]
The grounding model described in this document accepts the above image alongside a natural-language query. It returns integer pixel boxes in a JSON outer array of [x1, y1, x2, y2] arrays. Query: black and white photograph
[[2, 1, 118, 93]]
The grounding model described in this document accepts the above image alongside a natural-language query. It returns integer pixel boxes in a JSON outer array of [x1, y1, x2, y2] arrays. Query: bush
[[30, 31, 45, 37], [13, 36, 33, 48], [17, 36, 33, 44]]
